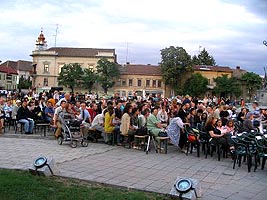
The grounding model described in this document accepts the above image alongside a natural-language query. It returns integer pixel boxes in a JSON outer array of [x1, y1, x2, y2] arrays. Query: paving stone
[[1, 136, 267, 199]]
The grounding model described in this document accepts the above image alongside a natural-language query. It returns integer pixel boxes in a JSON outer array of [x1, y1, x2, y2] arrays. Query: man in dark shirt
[[114, 101, 123, 120], [17, 99, 35, 134]]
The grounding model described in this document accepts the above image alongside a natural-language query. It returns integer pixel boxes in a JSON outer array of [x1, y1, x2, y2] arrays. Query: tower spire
[[35, 28, 47, 50]]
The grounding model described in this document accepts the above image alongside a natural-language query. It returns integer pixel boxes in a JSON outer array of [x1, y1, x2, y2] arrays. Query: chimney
[[236, 66, 240, 70]]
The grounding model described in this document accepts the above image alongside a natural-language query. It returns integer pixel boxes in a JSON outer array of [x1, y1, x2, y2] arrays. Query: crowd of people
[[0, 90, 266, 154]]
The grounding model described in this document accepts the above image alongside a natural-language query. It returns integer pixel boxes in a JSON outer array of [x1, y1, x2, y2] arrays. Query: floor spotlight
[[170, 177, 202, 200], [29, 156, 58, 176]]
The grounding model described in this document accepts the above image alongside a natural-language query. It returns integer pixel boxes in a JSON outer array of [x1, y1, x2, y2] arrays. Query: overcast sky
[[0, 0, 266, 74]]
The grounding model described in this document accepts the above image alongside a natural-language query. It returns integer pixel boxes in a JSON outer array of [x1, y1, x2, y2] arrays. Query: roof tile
[[46, 47, 116, 58], [119, 64, 161, 76]]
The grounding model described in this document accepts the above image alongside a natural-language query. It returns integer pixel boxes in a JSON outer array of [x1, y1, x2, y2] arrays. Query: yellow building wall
[[193, 70, 232, 87], [113, 74, 165, 97], [31, 50, 115, 93]]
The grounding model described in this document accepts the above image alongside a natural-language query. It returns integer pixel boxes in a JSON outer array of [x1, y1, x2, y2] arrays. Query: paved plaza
[[0, 130, 267, 200]]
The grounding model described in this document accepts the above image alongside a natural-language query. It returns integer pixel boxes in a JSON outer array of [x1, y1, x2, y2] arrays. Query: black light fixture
[[174, 178, 192, 193], [33, 156, 53, 175]]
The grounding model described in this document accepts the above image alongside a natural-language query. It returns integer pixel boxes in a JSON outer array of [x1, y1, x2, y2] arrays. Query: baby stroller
[[57, 114, 88, 148]]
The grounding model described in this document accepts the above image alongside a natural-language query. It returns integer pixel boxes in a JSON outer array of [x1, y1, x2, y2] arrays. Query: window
[[137, 79, 142, 87], [158, 80, 162, 87], [43, 78, 48, 86], [44, 64, 49, 73], [6, 75, 12, 83], [146, 80, 150, 87], [129, 79, 133, 86], [122, 80, 126, 86], [58, 64, 64, 73], [0, 74, 1, 80], [152, 80, 156, 87]]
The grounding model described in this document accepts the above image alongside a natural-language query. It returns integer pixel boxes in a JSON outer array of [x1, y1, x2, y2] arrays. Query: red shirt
[[87, 108, 97, 121]]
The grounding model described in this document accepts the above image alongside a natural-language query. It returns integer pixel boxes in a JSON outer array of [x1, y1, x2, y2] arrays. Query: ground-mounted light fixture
[[170, 177, 202, 200], [175, 178, 192, 194], [33, 156, 53, 176]]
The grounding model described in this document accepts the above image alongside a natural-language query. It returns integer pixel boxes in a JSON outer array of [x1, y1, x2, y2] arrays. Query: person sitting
[[32, 100, 44, 122], [0, 97, 5, 133], [241, 112, 258, 132], [205, 116, 234, 151], [237, 107, 248, 124], [17, 99, 35, 134], [3, 99, 13, 126], [12, 100, 21, 122], [225, 119, 235, 135], [87, 102, 98, 121], [120, 104, 136, 145], [138, 107, 150, 128], [53, 100, 67, 138], [157, 105, 168, 125], [77, 101, 91, 138], [104, 105, 120, 145], [166, 116, 190, 149], [91, 113, 105, 141], [216, 118, 228, 135], [146, 106, 164, 137], [261, 108, 267, 129], [44, 101, 55, 123]]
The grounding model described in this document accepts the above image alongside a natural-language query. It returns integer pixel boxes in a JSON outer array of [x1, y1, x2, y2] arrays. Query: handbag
[[158, 131, 168, 137], [188, 134, 197, 142], [135, 127, 148, 136]]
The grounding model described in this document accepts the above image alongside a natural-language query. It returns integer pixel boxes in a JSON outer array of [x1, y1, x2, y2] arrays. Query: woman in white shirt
[[157, 105, 168, 124]]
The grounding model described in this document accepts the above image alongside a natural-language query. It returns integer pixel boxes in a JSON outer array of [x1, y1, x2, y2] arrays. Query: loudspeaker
[[29, 156, 59, 176], [169, 177, 202, 200]]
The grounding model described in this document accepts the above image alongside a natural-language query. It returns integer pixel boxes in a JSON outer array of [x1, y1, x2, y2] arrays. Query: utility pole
[[54, 24, 59, 47], [126, 42, 129, 64]]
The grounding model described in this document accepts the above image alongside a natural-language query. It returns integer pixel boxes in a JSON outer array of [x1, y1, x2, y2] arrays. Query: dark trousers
[[179, 131, 187, 149]]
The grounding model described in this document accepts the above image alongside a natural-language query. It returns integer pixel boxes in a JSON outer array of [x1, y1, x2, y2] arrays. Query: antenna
[[54, 24, 59, 47], [126, 42, 129, 64]]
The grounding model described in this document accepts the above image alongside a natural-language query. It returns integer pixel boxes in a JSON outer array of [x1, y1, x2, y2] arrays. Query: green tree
[[58, 63, 83, 93], [241, 72, 262, 101], [82, 68, 97, 92], [198, 48, 216, 66], [192, 48, 216, 66], [214, 75, 241, 98], [192, 55, 200, 65], [160, 46, 192, 94], [183, 73, 208, 97], [18, 76, 32, 89], [96, 58, 120, 94]]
